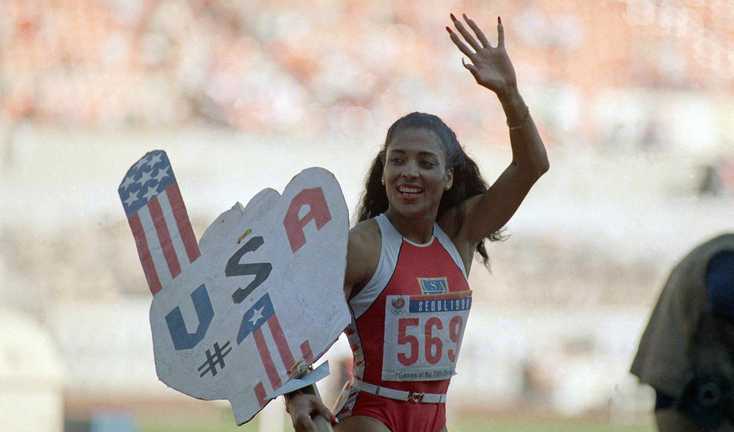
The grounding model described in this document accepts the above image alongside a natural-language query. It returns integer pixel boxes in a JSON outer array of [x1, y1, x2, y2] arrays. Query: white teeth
[[397, 185, 423, 194]]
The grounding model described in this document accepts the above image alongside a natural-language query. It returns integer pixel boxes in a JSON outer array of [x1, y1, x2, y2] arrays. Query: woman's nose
[[401, 160, 419, 178]]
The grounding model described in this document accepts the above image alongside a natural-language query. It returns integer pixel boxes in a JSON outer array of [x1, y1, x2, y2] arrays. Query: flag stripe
[[268, 316, 295, 372], [158, 190, 191, 271], [254, 328, 282, 389], [300, 340, 314, 363], [138, 205, 174, 289], [166, 182, 200, 263], [148, 196, 182, 278], [254, 382, 267, 408], [128, 213, 162, 294]]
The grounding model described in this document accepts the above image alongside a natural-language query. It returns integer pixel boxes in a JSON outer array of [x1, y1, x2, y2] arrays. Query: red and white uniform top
[[345, 213, 472, 397]]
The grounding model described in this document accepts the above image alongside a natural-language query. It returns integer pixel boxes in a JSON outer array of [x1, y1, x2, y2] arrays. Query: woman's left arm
[[446, 13, 549, 244]]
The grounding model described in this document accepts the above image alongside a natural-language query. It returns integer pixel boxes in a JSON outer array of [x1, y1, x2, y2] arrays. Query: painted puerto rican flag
[[237, 293, 314, 408], [118, 150, 200, 295]]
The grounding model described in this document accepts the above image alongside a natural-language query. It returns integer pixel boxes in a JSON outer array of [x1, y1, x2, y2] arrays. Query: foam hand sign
[[118, 150, 350, 424]]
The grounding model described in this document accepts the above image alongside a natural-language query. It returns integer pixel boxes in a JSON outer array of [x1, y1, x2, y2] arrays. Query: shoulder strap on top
[[348, 214, 403, 319], [434, 223, 467, 278]]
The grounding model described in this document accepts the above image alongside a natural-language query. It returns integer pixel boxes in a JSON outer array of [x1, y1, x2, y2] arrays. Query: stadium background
[[1, 0, 733, 431]]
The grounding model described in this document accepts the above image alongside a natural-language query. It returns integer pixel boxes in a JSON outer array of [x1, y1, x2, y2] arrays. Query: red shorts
[[339, 391, 446, 432]]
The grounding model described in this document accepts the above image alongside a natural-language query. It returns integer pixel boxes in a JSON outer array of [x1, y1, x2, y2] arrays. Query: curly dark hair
[[356, 112, 506, 268]]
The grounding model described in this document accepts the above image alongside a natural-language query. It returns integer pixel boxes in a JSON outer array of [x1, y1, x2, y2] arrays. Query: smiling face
[[383, 127, 453, 220]]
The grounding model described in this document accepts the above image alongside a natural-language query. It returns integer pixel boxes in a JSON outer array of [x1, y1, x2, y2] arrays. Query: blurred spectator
[[520, 356, 553, 407], [631, 234, 734, 432], [698, 163, 724, 197]]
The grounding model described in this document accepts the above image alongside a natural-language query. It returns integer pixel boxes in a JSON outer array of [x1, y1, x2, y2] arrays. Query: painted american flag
[[118, 150, 200, 295], [237, 293, 314, 408]]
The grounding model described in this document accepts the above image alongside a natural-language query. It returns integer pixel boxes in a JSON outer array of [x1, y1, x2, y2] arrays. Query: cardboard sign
[[118, 150, 350, 424]]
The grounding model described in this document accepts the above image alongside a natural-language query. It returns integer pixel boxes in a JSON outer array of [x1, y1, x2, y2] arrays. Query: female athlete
[[286, 13, 549, 432]]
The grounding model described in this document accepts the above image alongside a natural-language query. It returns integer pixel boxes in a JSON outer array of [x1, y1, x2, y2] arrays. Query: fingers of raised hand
[[461, 57, 480, 81], [497, 16, 505, 48], [462, 13, 491, 49], [450, 13, 482, 52], [447, 14, 505, 53], [446, 25, 477, 62]]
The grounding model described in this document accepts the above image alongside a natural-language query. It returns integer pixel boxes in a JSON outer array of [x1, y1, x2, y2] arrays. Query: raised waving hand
[[446, 14, 518, 97]]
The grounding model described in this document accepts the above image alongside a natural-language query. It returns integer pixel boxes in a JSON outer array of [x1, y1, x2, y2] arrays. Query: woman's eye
[[420, 161, 436, 168], [389, 158, 404, 164]]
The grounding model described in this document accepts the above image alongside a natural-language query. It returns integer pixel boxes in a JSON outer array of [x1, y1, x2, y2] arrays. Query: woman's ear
[[445, 169, 454, 190]]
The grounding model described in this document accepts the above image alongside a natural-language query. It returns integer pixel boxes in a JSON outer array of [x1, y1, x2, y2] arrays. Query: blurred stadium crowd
[[2, 0, 733, 144]]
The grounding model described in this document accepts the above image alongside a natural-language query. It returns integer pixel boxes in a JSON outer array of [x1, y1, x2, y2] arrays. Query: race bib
[[382, 290, 472, 382]]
